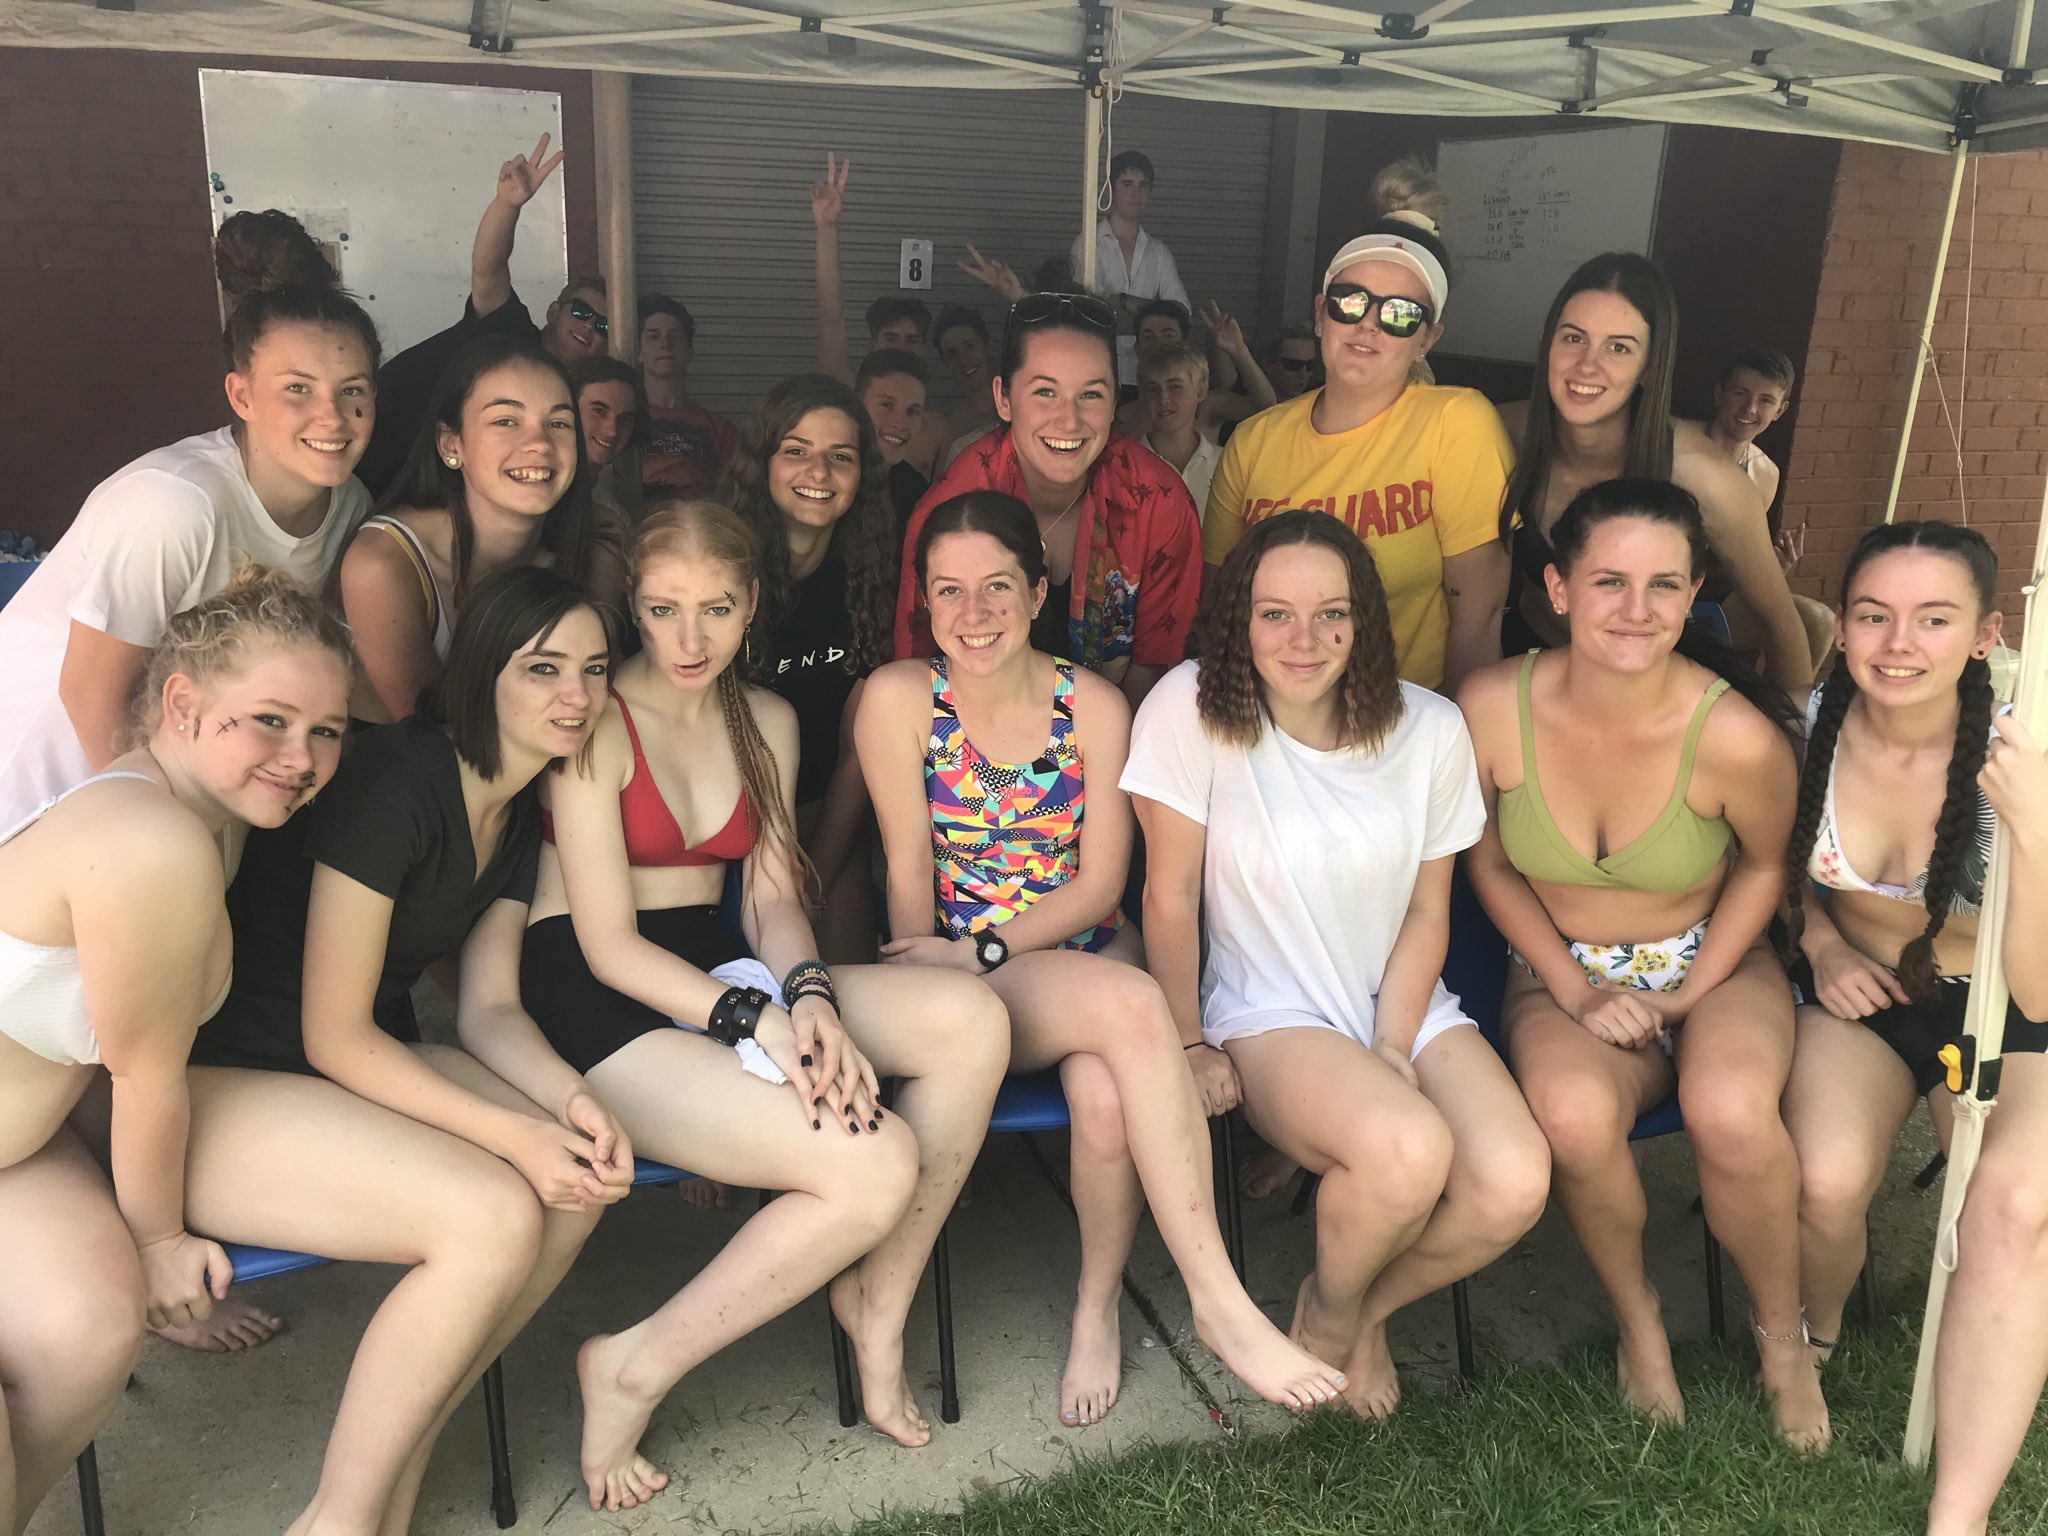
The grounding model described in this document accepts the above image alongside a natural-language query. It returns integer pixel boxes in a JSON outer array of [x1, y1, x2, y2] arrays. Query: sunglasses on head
[[1009, 292, 1117, 332], [568, 298, 610, 338], [1322, 283, 1433, 338]]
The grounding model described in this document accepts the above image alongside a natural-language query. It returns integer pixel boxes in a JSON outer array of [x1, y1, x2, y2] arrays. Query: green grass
[[810, 1308, 2048, 1536]]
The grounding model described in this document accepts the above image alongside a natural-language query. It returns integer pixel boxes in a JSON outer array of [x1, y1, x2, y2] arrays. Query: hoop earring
[[743, 625, 754, 667]]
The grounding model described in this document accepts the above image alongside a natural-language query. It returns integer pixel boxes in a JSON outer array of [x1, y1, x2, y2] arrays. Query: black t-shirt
[[889, 459, 929, 535], [358, 292, 542, 499], [196, 718, 542, 1074], [1031, 575, 1073, 657], [764, 549, 865, 806]]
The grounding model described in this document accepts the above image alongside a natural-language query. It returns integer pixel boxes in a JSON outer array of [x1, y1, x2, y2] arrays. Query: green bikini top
[[1496, 652, 1733, 893]]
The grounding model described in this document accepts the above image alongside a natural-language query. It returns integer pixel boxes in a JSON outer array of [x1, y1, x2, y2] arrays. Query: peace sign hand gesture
[[497, 133, 565, 210], [959, 244, 1025, 303], [811, 152, 850, 228], [1201, 299, 1247, 356]]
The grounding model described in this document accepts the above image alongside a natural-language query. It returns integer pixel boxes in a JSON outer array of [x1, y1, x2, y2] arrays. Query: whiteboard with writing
[[1435, 125, 1666, 365], [199, 70, 567, 356]]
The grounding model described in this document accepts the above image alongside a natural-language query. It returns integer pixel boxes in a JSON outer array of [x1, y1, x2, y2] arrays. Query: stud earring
[[444, 455, 460, 469], [177, 722, 188, 733]]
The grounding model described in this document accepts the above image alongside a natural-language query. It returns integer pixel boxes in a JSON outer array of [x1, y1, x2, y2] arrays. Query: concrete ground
[[29, 1085, 1947, 1536]]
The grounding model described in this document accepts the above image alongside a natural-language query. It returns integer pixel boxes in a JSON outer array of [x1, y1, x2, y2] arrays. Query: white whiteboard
[[199, 71, 567, 357], [1436, 125, 1666, 365]]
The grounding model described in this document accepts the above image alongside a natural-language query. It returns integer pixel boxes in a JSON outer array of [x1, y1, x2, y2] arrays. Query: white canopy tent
[[10, 0, 2048, 1475]]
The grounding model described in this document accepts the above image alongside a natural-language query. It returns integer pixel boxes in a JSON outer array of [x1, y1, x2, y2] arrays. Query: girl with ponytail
[[1459, 477, 1825, 1451], [1777, 521, 2048, 1533], [525, 498, 1007, 1507]]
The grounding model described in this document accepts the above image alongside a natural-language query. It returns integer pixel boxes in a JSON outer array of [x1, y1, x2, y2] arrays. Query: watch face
[[977, 936, 1005, 968]]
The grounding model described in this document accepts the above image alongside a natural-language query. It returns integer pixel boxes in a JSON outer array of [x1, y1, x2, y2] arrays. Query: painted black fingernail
[[868, 1118, 880, 1131], [813, 1118, 822, 1130], [801, 1054, 814, 1067], [814, 1097, 825, 1107]]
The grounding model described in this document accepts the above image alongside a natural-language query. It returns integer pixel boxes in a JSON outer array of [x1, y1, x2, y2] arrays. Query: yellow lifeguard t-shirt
[[1204, 385, 1513, 689]]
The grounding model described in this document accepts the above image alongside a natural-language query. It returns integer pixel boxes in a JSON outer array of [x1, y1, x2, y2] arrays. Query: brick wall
[[0, 49, 598, 548], [1786, 141, 2048, 634]]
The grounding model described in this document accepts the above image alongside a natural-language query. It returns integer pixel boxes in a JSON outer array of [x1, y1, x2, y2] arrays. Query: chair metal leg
[[935, 1218, 960, 1424], [1214, 1114, 1245, 1282], [1452, 1278, 1476, 1381], [1290, 1170, 1320, 1219], [1703, 1220, 1727, 1342], [76, 1442, 106, 1536], [482, 1357, 516, 1529], [830, 1313, 858, 1428]]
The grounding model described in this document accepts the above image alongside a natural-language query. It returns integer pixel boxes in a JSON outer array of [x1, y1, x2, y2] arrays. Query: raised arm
[[958, 245, 1026, 305], [811, 152, 855, 385], [301, 863, 613, 1210], [1678, 441, 1813, 694], [1199, 302, 1275, 429], [337, 525, 442, 724], [74, 802, 233, 1329], [1984, 714, 2048, 1020], [472, 134, 564, 319]]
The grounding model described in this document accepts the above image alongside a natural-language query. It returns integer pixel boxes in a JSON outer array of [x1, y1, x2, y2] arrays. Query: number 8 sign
[[899, 238, 933, 291]]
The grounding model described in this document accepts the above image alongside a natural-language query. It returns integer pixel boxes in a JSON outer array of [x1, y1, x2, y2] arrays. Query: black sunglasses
[[1322, 283, 1433, 338], [568, 298, 610, 338], [1009, 292, 1117, 332], [1277, 356, 1313, 372]]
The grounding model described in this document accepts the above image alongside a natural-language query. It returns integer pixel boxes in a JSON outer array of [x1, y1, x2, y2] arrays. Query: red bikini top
[[543, 692, 753, 868]]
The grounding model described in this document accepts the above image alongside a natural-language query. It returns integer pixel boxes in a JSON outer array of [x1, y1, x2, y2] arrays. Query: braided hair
[[1784, 520, 1999, 1000]]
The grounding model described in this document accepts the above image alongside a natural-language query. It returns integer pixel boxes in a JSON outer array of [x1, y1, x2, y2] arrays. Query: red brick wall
[[1786, 141, 2048, 634], [1, 49, 599, 547]]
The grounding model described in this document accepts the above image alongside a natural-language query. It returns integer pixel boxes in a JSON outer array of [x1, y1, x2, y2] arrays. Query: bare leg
[[575, 1029, 921, 1510], [1351, 1027, 1551, 1394], [1228, 1027, 1454, 1419], [986, 940, 1347, 1411], [1928, 1055, 2048, 1536], [1675, 946, 1829, 1453], [1054, 1053, 1143, 1426], [825, 965, 1008, 1442], [1503, 969, 1682, 1425], [1781, 1003, 1918, 1358], [0, 1128, 145, 1535], [374, 1046, 606, 1536], [183, 1066, 547, 1536]]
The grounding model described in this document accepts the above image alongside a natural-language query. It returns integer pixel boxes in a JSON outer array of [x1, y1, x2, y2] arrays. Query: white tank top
[[0, 771, 230, 1066]]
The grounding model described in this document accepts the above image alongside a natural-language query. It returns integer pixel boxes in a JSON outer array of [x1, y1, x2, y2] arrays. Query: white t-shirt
[[1121, 660, 1486, 1052], [0, 427, 368, 826]]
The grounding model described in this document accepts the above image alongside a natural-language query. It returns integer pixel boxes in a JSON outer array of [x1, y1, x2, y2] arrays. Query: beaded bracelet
[[782, 959, 838, 1010]]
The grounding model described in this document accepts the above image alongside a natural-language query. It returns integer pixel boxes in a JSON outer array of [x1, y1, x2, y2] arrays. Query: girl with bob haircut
[[891, 296, 1202, 702], [0, 569, 351, 1531], [1498, 252, 1813, 694], [184, 565, 634, 1534], [717, 373, 900, 961], [1459, 478, 1826, 1451], [527, 498, 1006, 1509], [1122, 509, 1550, 1418], [1774, 521, 2048, 1532], [858, 490, 1349, 1428], [0, 213, 379, 835], [1203, 161, 1513, 695], [341, 332, 627, 723]]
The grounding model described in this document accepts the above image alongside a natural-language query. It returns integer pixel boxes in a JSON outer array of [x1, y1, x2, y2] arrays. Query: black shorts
[[522, 906, 745, 1074], [1787, 958, 2048, 1096]]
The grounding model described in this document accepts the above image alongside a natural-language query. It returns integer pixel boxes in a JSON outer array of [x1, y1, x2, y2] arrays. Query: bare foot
[[1757, 1333, 1832, 1455], [575, 1333, 671, 1512], [1614, 1315, 1685, 1427], [1340, 1317, 1401, 1420], [1238, 1145, 1301, 1202], [1287, 1273, 1357, 1373], [677, 1179, 732, 1210], [829, 1265, 931, 1447], [1196, 1289, 1347, 1412], [154, 1299, 282, 1354], [1059, 1299, 1121, 1427]]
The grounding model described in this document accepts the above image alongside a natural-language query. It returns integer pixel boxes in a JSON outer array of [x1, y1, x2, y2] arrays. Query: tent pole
[[1081, 84, 1103, 289], [1881, 140, 1968, 525], [593, 71, 637, 358], [2012, 0, 2034, 71], [1902, 476, 2048, 1469]]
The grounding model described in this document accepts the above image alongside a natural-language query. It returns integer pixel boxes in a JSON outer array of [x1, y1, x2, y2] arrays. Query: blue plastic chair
[[1690, 600, 1735, 646]]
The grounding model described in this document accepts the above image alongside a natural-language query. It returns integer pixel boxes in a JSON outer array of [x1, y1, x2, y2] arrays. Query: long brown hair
[[1190, 510, 1405, 753], [630, 499, 815, 903], [1784, 520, 1999, 1000], [1499, 253, 1678, 547]]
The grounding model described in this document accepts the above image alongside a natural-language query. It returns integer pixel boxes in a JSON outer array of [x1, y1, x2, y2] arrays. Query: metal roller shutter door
[[631, 80, 1274, 422]]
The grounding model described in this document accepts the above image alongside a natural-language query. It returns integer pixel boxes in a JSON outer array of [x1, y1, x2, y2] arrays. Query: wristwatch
[[707, 985, 771, 1047], [974, 932, 1010, 973]]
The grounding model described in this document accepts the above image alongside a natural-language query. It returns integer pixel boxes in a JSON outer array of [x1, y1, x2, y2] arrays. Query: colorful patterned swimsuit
[[924, 657, 1122, 952]]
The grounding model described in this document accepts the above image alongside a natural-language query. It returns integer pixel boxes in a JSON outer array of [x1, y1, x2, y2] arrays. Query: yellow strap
[[363, 520, 438, 631]]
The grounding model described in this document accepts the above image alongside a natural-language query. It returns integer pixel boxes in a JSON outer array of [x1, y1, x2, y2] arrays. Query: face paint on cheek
[[354, 407, 365, 419], [215, 718, 240, 736]]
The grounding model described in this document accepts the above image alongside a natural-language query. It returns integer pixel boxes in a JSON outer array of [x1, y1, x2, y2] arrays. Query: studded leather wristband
[[706, 985, 771, 1047]]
